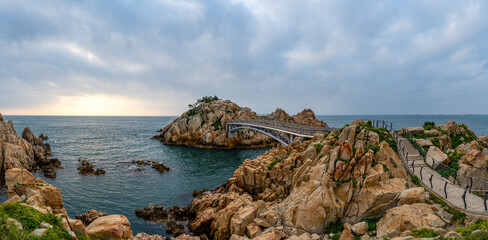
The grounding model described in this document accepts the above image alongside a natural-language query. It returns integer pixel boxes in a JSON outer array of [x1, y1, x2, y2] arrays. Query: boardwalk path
[[396, 134, 488, 216]]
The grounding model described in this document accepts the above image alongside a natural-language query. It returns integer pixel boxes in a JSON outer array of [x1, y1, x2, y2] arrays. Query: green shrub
[[429, 193, 447, 207], [212, 120, 223, 131], [368, 144, 380, 153], [364, 218, 381, 231], [331, 233, 340, 240], [410, 228, 437, 238], [352, 179, 358, 188], [451, 210, 467, 223], [456, 219, 488, 236], [325, 220, 344, 233], [411, 175, 420, 186], [314, 143, 323, 154], [423, 121, 435, 130]]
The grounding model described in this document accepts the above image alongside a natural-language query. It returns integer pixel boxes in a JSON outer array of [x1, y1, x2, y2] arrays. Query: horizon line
[[2, 113, 488, 117]]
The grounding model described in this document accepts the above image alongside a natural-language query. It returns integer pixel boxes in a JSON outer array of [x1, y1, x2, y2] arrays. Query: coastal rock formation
[[2, 168, 141, 240], [0, 114, 54, 176], [184, 122, 409, 239], [152, 99, 328, 149], [4, 168, 66, 214]]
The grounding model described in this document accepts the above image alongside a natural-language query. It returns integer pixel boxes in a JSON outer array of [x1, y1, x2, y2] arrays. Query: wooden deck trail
[[397, 136, 488, 216]]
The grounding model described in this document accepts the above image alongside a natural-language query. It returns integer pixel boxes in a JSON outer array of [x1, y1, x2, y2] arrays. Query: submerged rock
[[77, 159, 106, 175], [152, 162, 170, 172]]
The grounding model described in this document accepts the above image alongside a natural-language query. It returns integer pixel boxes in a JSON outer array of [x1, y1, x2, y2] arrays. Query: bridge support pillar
[[228, 131, 238, 138]]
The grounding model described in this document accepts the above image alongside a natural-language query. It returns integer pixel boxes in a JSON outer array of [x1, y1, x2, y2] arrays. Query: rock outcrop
[[0, 114, 54, 176], [153, 100, 328, 149], [184, 121, 409, 239], [86, 215, 133, 239]]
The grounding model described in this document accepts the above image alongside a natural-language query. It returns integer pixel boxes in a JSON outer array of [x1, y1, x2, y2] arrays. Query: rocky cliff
[[0, 113, 55, 177], [152, 100, 328, 149], [180, 121, 421, 239]]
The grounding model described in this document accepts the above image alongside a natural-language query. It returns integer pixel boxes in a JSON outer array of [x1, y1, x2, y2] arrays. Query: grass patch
[[368, 144, 380, 153], [429, 193, 447, 207], [0, 202, 81, 240], [410, 228, 437, 238], [352, 179, 357, 188], [364, 218, 381, 231], [267, 157, 281, 170], [456, 218, 488, 237]]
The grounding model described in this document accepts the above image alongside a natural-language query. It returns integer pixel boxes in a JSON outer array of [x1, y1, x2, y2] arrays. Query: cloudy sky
[[1, 0, 487, 116]]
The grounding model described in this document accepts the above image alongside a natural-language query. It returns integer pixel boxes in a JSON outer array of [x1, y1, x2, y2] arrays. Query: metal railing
[[226, 119, 333, 137], [370, 119, 488, 213]]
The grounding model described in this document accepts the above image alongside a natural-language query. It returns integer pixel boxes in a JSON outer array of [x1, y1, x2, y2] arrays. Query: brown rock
[[76, 209, 108, 226], [425, 146, 449, 169], [5, 168, 37, 189], [230, 205, 257, 236], [351, 221, 368, 236], [376, 203, 446, 238], [246, 223, 261, 238], [397, 187, 426, 206], [86, 215, 133, 239], [69, 219, 88, 236], [406, 127, 424, 135]]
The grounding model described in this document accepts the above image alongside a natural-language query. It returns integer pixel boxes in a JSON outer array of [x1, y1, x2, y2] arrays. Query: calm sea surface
[[1, 115, 487, 235]]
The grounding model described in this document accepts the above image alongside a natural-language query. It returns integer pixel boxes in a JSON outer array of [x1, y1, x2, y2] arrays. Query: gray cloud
[[0, 0, 487, 115]]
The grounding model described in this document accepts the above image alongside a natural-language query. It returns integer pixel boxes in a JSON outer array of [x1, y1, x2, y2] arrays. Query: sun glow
[[51, 95, 144, 116]]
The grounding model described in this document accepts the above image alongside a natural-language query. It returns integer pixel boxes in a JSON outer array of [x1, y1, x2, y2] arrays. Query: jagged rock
[[458, 150, 488, 190], [174, 234, 201, 240], [5, 168, 37, 189], [166, 220, 185, 237], [135, 205, 168, 222], [246, 223, 261, 238], [230, 205, 257, 236], [76, 209, 108, 226], [339, 225, 354, 240], [376, 203, 446, 238], [184, 122, 411, 239], [86, 215, 133, 239]]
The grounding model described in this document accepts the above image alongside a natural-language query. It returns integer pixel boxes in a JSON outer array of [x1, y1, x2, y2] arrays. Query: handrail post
[[469, 177, 473, 193], [485, 191, 488, 212], [411, 159, 414, 172], [453, 171, 457, 184], [429, 174, 433, 189], [462, 190, 467, 209], [420, 167, 424, 180], [444, 182, 448, 198]]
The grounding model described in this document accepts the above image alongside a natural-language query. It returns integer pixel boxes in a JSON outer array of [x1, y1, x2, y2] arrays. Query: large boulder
[[86, 215, 133, 239], [376, 203, 446, 238], [406, 127, 424, 135], [425, 146, 449, 169], [397, 187, 425, 206]]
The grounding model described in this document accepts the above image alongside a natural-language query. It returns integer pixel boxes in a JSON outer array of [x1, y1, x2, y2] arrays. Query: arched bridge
[[226, 119, 334, 146]]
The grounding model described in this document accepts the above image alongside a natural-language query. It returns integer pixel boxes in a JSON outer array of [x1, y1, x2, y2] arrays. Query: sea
[[0, 114, 487, 235]]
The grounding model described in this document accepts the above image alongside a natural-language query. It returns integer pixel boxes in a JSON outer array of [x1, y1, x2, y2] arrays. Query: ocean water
[[0, 115, 487, 235]]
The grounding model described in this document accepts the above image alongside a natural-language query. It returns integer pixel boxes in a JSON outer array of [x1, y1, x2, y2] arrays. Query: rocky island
[[152, 97, 328, 149]]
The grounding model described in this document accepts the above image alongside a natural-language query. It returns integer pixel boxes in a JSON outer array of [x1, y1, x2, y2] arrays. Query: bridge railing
[[370, 119, 488, 213], [227, 119, 332, 136]]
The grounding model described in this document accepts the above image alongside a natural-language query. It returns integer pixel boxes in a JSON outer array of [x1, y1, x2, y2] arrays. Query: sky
[[0, 0, 487, 116]]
